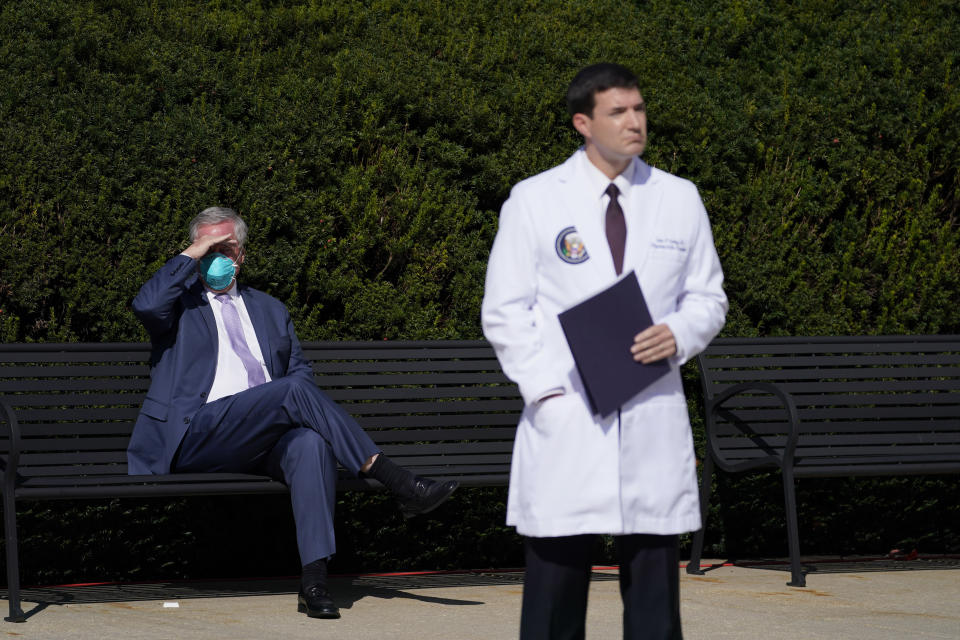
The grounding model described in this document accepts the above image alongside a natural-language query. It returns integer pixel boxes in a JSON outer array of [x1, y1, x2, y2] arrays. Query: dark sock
[[367, 454, 417, 498], [302, 557, 329, 590]]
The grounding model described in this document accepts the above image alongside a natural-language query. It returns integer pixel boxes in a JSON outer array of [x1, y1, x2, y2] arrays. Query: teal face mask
[[198, 252, 237, 290]]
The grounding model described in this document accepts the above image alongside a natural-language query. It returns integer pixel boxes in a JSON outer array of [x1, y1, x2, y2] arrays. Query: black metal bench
[[686, 335, 960, 587], [0, 340, 521, 622]]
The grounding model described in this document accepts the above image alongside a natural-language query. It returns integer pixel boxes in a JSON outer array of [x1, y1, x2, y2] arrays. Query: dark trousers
[[520, 534, 682, 640], [172, 375, 381, 565]]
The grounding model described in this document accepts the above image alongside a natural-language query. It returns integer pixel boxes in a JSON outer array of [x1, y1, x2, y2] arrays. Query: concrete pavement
[[2, 557, 958, 639]]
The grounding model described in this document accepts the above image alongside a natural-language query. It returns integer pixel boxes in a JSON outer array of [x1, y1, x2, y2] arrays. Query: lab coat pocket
[[644, 247, 687, 295], [620, 400, 699, 517], [649, 248, 688, 270], [530, 393, 576, 436], [652, 246, 686, 260]]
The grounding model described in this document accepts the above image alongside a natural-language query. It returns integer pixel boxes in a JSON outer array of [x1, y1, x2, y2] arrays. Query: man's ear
[[236, 249, 245, 266], [572, 113, 592, 139]]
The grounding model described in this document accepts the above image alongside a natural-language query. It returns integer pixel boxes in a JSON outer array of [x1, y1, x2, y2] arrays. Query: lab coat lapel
[[556, 151, 616, 278], [623, 160, 661, 276]]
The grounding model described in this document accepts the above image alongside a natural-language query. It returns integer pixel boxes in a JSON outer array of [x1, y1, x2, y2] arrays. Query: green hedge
[[1, 0, 958, 584], [3, 0, 957, 342]]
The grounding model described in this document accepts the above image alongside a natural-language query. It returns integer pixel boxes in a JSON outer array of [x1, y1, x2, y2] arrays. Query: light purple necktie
[[215, 294, 267, 388]]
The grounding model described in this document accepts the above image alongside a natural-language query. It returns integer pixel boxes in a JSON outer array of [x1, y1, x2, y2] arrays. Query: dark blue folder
[[558, 271, 670, 417]]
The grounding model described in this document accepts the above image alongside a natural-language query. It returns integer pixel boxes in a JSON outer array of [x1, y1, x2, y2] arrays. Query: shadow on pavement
[[1, 570, 620, 620], [696, 555, 960, 577]]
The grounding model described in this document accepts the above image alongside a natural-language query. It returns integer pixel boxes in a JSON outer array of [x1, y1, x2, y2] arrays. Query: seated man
[[127, 206, 458, 620]]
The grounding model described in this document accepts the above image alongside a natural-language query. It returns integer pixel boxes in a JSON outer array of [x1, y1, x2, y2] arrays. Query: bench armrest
[[704, 381, 801, 473], [1, 399, 22, 497]]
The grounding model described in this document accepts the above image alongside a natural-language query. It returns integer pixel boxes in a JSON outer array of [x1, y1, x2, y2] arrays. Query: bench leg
[[686, 454, 715, 576], [782, 467, 805, 587], [2, 492, 25, 622]]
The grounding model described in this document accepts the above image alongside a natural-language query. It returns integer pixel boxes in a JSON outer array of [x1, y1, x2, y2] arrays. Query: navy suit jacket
[[127, 254, 314, 475]]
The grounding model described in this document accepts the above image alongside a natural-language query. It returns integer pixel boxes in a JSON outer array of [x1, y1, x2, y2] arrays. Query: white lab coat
[[482, 149, 727, 537]]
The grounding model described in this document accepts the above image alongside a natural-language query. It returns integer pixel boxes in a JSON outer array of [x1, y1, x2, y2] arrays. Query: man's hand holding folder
[[630, 323, 677, 364]]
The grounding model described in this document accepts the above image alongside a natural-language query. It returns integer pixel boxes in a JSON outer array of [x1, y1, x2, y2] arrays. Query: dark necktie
[[605, 183, 627, 275], [215, 294, 267, 388]]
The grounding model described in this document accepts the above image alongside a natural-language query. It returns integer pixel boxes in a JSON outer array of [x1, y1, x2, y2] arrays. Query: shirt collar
[[205, 282, 239, 302], [580, 151, 638, 200]]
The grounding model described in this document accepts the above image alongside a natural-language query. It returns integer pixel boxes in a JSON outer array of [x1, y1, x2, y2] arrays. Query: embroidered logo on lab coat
[[555, 226, 589, 264]]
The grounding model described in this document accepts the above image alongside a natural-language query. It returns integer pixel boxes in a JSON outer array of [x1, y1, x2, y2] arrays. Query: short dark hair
[[566, 63, 640, 118]]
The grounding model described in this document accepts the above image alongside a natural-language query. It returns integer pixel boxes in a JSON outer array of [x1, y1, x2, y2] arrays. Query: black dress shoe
[[398, 477, 459, 519], [298, 584, 340, 619]]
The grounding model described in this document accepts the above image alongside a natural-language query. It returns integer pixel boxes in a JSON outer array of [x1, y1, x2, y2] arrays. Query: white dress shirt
[[579, 151, 639, 220], [205, 284, 272, 402]]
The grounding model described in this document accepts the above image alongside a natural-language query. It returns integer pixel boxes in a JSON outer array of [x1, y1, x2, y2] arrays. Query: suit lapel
[[240, 287, 275, 378], [190, 281, 219, 345]]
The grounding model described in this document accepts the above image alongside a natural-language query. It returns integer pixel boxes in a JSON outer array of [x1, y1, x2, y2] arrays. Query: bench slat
[[14, 482, 290, 500], [0, 364, 152, 377], [0, 379, 150, 393], [0, 374, 511, 393], [329, 387, 521, 401], [311, 360, 503, 373], [3, 393, 148, 408], [8, 422, 136, 436], [18, 451, 128, 465], [796, 451, 960, 464], [307, 351, 496, 360], [792, 461, 960, 477], [712, 418, 959, 436], [359, 425, 517, 439], [17, 471, 279, 484], [10, 437, 501, 456], [701, 353, 960, 369], [3, 385, 520, 408], [0, 352, 149, 364], [8, 423, 517, 441], [701, 336, 959, 354], [7, 398, 525, 422], [324, 399, 526, 415], [313, 372, 513, 386], [0, 361, 507, 377], [710, 391, 960, 408], [704, 379, 960, 395], [719, 448, 960, 463], [715, 432, 960, 448], [714, 445, 960, 462], [712, 405, 958, 421], [14, 436, 518, 463], [708, 365, 960, 382], [14, 471, 511, 499], [381, 443, 514, 455]]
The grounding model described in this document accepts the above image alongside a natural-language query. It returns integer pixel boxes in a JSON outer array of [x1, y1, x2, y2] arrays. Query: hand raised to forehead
[[182, 234, 233, 260]]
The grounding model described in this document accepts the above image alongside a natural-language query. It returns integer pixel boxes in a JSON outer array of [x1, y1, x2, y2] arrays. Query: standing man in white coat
[[482, 63, 727, 639]]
